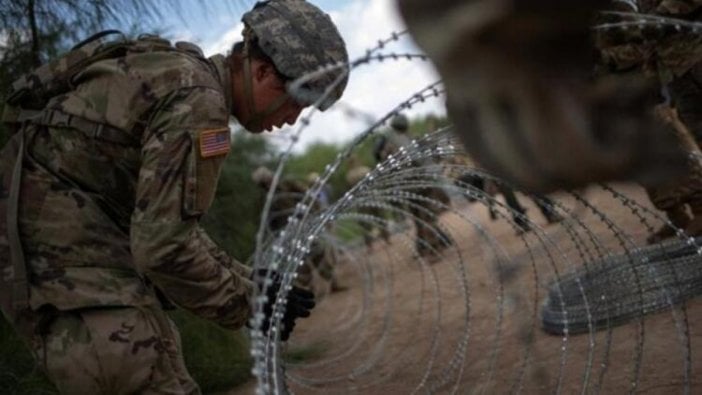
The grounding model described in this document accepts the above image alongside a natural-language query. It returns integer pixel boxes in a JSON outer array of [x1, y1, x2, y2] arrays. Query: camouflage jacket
[[3, 39, 253, 329], [596, 0, 702, 82], [345, 165, 370, 186]]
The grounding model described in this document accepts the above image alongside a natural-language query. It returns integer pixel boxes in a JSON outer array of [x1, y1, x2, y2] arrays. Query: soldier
[[0, 0, 347, 393], [455, 155, 563, 234], [374, 113, 412, 162], [376, 114, 453, 262], [253, 166, 311, 236], [396, 0, 684, 192], [307, 171, 332, 209], [595, 0, 702, 242], [252, 166, 345, 293], [345, 154, 392, 249]]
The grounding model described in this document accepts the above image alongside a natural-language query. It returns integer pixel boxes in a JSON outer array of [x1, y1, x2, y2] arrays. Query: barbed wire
[[244, 25, 702, 395]]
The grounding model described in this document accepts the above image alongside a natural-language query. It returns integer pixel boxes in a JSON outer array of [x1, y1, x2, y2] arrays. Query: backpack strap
[[70, 29, 125, 51], [6, 30, 129, 110], [7, 131, 27, 312], [33, 109, 139, 146]]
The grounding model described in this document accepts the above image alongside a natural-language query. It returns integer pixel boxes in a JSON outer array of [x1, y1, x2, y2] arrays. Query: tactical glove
[[253, 269, 315, 341]]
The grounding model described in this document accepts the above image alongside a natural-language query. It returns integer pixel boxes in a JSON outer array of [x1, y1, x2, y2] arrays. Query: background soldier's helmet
[[390, 114, 409, 132], [306, 172, 320, 184], [252, 166, 275, 187], [242, 0, 349, 111]]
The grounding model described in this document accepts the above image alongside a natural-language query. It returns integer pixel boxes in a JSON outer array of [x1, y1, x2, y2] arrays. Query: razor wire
[[244, 29, 702, 395]]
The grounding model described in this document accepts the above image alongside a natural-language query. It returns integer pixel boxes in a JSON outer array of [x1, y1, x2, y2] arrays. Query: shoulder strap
[[6, 30, 129, 110], [33, 109, 139, 146], [7, 131, 27, 313]]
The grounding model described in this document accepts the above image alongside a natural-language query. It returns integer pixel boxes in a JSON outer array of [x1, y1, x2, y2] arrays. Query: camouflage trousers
[[647, 155, 702, 212], [21, 306, 199, 395], [409, 187, 453, 259], [646, 105, 702, 214], [359, 206, 392, 248]]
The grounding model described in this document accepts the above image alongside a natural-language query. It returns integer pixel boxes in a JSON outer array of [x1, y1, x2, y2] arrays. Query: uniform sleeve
[[130, 86, 253, 330], [196, 226, 253, 279]]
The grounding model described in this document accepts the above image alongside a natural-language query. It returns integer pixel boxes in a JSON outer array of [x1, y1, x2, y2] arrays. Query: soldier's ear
[[252, 60, 277, 84]]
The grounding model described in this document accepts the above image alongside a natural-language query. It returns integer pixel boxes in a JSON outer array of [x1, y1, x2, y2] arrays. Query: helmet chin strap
[[241, 37, 295, 132]]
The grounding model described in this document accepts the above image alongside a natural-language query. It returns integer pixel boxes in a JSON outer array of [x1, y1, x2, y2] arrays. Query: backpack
[[0, 30, 205, 322]]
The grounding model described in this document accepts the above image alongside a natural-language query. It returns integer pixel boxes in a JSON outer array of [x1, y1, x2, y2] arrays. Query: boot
[[514, 215, 532, 235], [647, 206, 691, 244], [488, 202, 498, 220], [544, 210, 564, 224], [380, 227, 391, 243], [364, 234, 373, 251]]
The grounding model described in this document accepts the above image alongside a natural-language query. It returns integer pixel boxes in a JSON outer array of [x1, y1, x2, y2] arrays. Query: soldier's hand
[[253, 269, 316, 341]]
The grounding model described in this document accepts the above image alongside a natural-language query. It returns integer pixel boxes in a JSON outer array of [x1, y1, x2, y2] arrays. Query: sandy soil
[[226, 184, 702, 394]]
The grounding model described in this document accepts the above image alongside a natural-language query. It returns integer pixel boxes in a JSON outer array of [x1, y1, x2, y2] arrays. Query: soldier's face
[[247, 60, 305, 133]]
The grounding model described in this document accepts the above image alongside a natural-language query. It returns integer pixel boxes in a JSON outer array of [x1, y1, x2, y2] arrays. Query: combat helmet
[[242, 0, 349, 111], [390, 114, 409, 132], [252, 166, 274, 187]]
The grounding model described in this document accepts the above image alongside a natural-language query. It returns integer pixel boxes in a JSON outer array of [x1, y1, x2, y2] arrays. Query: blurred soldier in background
[[0, 0, 346, 392], [253, 166, 310, 235], [375, 114, 453, 262], [307, 171, 332, 209], [374, 113, 412, 162], [345, 154, 392, 249], [452, 153, 562, 234], [397, 0, 684, 192], [253, 166, 346, 293]]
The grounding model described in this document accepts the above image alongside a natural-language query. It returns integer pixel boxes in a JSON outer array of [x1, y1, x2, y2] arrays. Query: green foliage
[[286, 142, 346, 199], [332, 217, 368, 243], [169, 310, 252, 393], [0, 0, 203, 67], [0, 315, 57, 395], [283, 114, 447, 200]]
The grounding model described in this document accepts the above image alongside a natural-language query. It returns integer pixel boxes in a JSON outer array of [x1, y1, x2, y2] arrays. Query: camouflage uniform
[[451, 153, 562, 232], [596, 0, 702, 242], [1, 37, 253, 394], [377, 118, 452, 261], [345, 161, 391, 248], [0, 0, 348, 392]]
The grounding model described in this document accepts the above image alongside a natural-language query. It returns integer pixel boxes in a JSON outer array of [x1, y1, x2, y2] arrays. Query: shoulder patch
[[199, 128, 231, 158]]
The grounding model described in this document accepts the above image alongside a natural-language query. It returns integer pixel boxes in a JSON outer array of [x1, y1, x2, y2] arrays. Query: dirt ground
[[227, 184, 702, 394]]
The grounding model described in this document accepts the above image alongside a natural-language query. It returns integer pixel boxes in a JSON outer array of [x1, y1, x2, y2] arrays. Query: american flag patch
[[199, 128, 231, 158]]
